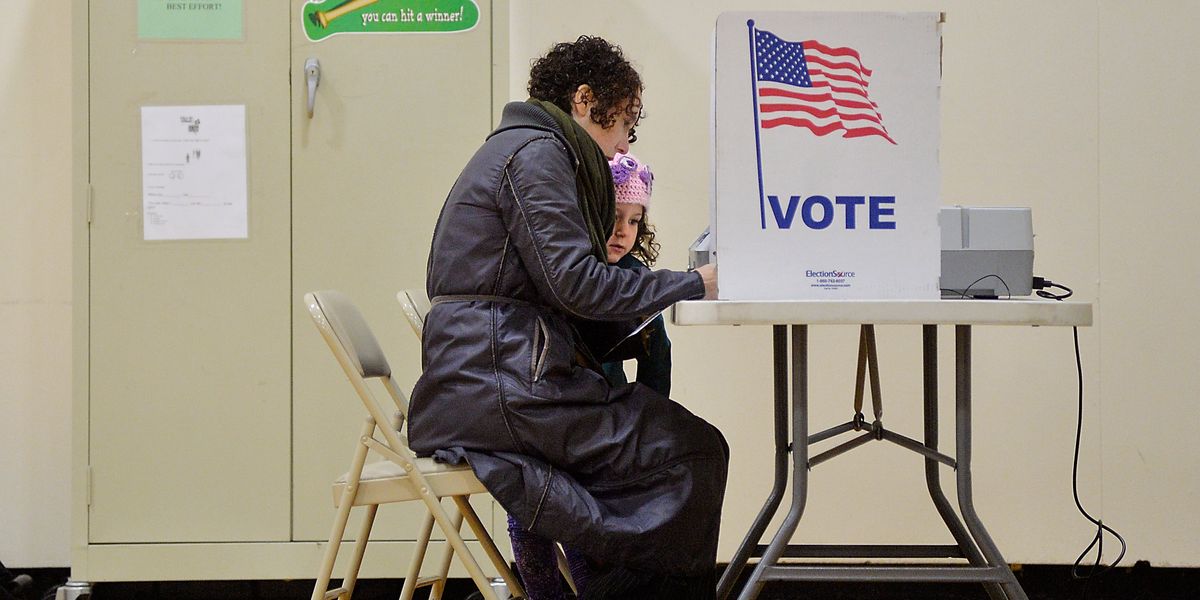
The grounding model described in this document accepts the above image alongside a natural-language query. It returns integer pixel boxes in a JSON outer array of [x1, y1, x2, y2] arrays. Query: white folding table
[[672, 299, 1093, 600]]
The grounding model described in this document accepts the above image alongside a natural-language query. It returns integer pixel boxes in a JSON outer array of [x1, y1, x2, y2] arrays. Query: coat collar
[[489, 102, 580, 167]]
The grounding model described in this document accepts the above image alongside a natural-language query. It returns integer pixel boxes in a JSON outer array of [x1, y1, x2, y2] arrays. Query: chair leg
[[312, 420, 374, 600], [422, 494, 496, 600], [340, 504, 377, 599], [400, 512, 436, 600], [554, 543, 576, 596], [454, 496, 525, 599], [429, 504, 465, 600], [311, 490, 356, 600]]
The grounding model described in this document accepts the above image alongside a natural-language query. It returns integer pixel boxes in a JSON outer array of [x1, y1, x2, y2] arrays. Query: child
[[600, 152, 672, 397], [504, 152, 672, 600]]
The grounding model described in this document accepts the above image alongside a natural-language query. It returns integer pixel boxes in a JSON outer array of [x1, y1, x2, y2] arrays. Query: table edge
[[671, 299, 1093, 327]]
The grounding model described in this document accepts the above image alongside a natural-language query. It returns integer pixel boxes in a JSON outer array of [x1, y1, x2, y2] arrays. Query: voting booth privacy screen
[[713, 12, 942, 300]]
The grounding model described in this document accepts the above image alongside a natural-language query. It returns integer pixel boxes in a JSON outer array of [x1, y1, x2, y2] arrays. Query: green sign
[[302, 0, 479, 41], [138, 0, 244, 41]]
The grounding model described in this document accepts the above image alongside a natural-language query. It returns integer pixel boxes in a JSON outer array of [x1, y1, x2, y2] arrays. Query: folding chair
[[397, 289, 577, 597], [304, 291, 524, 600]]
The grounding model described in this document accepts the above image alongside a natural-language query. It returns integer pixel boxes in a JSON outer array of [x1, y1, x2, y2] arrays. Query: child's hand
[[695, 264, 718, 300]]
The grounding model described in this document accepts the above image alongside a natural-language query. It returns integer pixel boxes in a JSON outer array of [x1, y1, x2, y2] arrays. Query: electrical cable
[[1033, 276, 1073, 300], [941, 273, 1011, 299], [1033, 276, 1126, 589], [1068, 324, 1126, 582]]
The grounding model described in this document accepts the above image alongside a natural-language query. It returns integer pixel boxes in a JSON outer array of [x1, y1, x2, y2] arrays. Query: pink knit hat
[[609, 152, 653, 208]]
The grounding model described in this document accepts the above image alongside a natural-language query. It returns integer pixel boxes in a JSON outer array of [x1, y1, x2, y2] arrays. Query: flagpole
[[747, 19, 767, 230]]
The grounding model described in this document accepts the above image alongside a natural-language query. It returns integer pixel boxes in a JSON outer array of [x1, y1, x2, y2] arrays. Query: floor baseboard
[[9, 561, 1197, 599]]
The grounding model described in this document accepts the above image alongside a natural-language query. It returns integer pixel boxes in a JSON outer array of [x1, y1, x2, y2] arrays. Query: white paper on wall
[[141, 104, 248, 241], [714, 12, 942, 299]]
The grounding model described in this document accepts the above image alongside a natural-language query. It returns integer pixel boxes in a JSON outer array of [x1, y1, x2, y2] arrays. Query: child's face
[[607, 203, 644, 264]]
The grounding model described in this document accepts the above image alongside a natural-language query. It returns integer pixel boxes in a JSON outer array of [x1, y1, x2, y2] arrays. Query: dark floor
[[9, 562, 1198, 600]]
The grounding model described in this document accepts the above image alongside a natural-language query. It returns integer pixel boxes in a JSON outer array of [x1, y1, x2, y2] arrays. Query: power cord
[[941, 273, 1012, 299], [1033, 276, 1126, 589], [1033, 276, 1073, 300]]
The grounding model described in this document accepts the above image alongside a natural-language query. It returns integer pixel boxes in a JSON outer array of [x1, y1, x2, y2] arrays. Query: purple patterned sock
[[507, 513, 566, 600]]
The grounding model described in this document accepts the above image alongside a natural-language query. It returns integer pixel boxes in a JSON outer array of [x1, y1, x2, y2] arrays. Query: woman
[[409, 36, 726, 598]]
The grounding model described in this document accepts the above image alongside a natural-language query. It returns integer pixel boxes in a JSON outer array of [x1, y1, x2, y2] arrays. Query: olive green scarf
[[527, 98, 615, 261]]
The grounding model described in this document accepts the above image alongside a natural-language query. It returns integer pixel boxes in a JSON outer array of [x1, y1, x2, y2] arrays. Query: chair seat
[[333, 458, 486, 507]]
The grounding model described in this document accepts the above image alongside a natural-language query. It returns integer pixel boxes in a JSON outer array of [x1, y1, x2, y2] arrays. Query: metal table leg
[[721, 324, 1028, 599], [955, 325, 1029, 600], [923, 325, 1008, 600], [717, 325, 791, 599], [736, 325, 809, 600]]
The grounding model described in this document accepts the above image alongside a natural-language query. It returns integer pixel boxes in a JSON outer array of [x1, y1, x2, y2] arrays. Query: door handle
[[305, 58, 321, 118]]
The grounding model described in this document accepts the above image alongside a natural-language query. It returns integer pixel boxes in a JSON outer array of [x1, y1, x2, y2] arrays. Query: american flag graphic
[[753, 27, 895, 144]]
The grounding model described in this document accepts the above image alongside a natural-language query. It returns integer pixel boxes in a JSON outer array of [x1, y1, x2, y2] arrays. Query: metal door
[[87, 1, 292, 543], [289, 0, 496, 541], [87, 0, 497, 546]]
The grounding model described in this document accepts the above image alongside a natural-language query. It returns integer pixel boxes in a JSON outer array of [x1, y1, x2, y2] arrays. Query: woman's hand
[[695, 264, 718, 300]]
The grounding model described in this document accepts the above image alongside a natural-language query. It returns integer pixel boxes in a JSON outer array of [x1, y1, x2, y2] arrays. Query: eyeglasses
[[627, 108, 644, 144]]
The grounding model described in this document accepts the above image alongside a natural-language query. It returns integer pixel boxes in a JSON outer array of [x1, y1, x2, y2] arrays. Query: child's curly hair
[[631, 219, 660, 267], [528, 36, 644, 130]]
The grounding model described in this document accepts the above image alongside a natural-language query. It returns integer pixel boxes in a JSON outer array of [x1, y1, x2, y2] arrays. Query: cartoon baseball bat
[[309, 0, 380, 29]]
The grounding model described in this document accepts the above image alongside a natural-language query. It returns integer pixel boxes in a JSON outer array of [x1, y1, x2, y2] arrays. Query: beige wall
[[1099, 1, 1200, 567], [0, 0, 73, 568], [2, 0, 1197, 569]]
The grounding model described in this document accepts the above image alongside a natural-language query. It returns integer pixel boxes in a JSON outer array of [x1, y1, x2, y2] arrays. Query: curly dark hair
[[630, 218, 660, 267], [528, 35, 644, 130]]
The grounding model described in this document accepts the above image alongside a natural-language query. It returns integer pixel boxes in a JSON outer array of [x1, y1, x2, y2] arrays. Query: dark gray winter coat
[[409, 102, 728, 575]]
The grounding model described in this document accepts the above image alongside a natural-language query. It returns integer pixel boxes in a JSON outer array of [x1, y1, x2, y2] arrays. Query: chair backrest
[[306, 290, 392, 378], [305, 291, 443, 515], [304, 290, 410, 425], [397, 288, 432, 341]]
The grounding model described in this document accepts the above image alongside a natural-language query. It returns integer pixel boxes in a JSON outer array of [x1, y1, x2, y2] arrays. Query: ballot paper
[[604, 307, 668, 359], [141, 105, 248, 240]]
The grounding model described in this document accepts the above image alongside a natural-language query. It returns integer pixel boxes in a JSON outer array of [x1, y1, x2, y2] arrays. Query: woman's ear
[[571, 84, 594, 118]]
